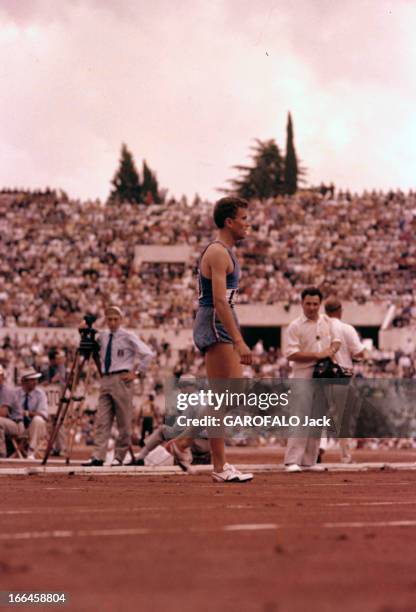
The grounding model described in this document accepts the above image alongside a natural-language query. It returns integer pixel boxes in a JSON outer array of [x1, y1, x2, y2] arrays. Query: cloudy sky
[[1, 0, 416, 202]]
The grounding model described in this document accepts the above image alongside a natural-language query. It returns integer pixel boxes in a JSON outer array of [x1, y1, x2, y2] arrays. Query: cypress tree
[[141, 160, 161, 204], [284, 112, 298, 195]]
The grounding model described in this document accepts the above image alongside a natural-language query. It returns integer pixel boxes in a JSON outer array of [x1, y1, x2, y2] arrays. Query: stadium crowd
[[0, 187, 415, 456], [1, 331, 415, 456], [0, 188, 415, 330], [1, 331, 415, 394]]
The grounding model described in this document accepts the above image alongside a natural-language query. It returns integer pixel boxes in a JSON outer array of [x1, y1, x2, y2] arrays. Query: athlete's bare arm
[[203, 244, 252, 365]]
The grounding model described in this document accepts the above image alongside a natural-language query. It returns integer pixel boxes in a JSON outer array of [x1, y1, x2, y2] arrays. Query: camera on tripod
[[78, 314, 100, 358]]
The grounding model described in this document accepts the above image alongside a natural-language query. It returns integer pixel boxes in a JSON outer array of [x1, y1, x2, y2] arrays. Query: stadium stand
[[1, 187, 415, 391]]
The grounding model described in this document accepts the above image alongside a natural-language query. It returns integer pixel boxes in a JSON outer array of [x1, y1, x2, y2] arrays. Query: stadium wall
[[0, 327, 193, 349], [235, 302, 387, 327], [0, 302, 398, 353]]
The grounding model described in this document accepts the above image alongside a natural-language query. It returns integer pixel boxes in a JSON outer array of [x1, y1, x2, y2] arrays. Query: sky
[[1, 0, 416, 202]]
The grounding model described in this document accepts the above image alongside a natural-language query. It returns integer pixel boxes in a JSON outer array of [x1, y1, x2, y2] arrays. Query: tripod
[[42, 347, 101, 466]]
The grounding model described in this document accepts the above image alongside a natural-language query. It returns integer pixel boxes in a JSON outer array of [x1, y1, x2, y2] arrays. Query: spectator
[[15, 368, 49, 460], [0, 365, 23, 458]]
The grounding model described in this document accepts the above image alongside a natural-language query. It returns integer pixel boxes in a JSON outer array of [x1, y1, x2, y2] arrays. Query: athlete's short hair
[[213, 197, 248, 229], [324, 297, 342, 314], [301, 287, 323, 302]]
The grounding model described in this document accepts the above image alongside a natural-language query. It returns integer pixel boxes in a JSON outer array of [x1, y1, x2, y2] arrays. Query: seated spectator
[[43, 349, 67, 384], [15, 368, 49, 460], [0, 365, 23, 458]]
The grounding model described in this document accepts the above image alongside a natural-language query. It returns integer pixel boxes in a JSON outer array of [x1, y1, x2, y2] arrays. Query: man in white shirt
[[15, 368, 49, 460], [83, 306, 154, 467], [284, 287, 340, 471], [324, 297, 366, 463]]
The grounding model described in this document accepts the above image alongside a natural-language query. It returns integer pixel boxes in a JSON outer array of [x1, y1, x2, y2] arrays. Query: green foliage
[[109, 144, 141, 204], [141, 160, 161, 204], [223, 113, 305, 199], [284, 112, 298, 195], [226, 139, 284, 199]]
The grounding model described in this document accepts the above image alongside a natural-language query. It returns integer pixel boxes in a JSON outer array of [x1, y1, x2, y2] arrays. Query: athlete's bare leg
[[168, 342, 242, 472], [205, 342, 243, 472]]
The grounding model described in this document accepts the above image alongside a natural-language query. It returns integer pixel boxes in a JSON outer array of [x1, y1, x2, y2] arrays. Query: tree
[[225, 139, 284, 199], [109, 143, 141, 203], [283, 112, 299, 195], [141, 160, 161, 204]]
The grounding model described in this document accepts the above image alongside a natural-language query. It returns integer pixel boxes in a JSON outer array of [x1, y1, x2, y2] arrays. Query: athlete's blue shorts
[[193, 306, 239, 354]]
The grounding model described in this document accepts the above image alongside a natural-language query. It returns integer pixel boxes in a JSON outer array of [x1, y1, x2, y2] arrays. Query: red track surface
[[1, 450, 416, 612]]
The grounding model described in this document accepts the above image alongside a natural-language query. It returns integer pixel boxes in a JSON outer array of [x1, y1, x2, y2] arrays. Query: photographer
[[82, 306, 154, 467], [284, 288, 340, 472]]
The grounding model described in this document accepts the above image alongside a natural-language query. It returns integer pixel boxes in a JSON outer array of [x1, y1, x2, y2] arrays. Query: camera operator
[[284, 287, 341, 472], [82, 306, 154, 467]]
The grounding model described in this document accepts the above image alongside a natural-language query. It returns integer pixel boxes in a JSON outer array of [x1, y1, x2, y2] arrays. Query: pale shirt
[[330, 318, 365, 370], [0, 383, 21, 422], [98, 328, 154, 373], [15, 387, 48, 421], [285, 313, 339, 379]]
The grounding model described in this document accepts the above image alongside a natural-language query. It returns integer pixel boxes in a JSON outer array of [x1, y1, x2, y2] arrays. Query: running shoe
[[212, 463, 253, 483]]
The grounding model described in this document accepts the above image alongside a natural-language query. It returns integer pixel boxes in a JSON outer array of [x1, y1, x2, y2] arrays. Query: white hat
[[105, 305, 123, 317], [21, 367, 42, 381]]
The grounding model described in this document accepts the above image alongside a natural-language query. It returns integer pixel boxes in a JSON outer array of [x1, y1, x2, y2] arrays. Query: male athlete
[[167, 197, 253, 482]]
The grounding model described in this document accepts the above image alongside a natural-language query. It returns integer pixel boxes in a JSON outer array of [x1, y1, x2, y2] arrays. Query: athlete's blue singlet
[[198, 241, 240, 307]]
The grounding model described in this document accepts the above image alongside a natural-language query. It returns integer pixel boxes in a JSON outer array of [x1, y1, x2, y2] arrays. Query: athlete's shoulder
[[203, 241, 229, 255], [202, 242, 231, 264]]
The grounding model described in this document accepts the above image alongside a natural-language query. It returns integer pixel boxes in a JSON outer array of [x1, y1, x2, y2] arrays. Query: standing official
[[284, 288, 340, 472], [15, 368, 49, 460], [324, 297, 366, 463], [83, 306, 154, 467], [0, 365, 23, 458]]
